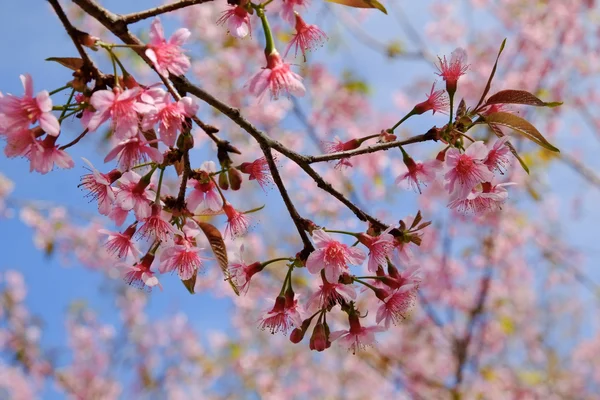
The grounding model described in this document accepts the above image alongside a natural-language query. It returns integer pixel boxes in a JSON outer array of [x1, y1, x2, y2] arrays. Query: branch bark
[[120, 0, 216, 25]]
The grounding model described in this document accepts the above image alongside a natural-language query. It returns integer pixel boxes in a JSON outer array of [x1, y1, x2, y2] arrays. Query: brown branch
[[120, 0, 215, 25], [559, 152, 600, 189], [59, 128, 89, 150], [305, 131, 437, 164]]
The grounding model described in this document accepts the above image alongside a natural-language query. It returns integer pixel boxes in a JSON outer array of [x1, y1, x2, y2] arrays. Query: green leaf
[[474, 39, 506, 111], [196, 221, 240, 296], [488, 123, 530, 174], [181, 274, 197, 294], [484, 90, 562, 108], [483, 112, 560, 153], [326, 0, 388, 14], [46, 57, 84, 71]]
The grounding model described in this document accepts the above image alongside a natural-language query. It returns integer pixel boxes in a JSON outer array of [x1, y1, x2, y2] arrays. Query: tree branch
[[120, 0, 215, 25]]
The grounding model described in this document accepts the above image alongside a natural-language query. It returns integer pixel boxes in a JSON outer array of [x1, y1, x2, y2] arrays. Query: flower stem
[[262, 257, 294, 268], [388, 110, 416, 133], [59, 89, 76, 120], [353, 278, 379, 292], [155, 167, 165, 203], [323, 229, 358, 237], [256, 6, 276, 55], [49, 84, 71, 96]]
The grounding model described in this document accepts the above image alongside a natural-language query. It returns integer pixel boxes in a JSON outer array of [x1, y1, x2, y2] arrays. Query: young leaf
[[474, 39, 507, 111], [484, 90, 562, 108], [326, 0, 388, 14], [483, 112, 560, 153], [181, 274, 197, 294], [196, 221, 240, 296], [46, 57, 84, 71], [487, 123, 530, 174]]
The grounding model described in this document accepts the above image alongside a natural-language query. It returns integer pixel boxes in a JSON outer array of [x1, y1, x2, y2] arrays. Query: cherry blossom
[[217, 5, 252, 39], [258, 294, 303, 334], [305, 230, 366, 283], [247, 50, 305, 100], [223, 202, 250, 238], [228, 244, 263, 293], [141, 90, 198, 147], [99, 223, 141, 259], [103, 135, 163, 171], [145, 17, 191, 77], [436, 48, 469, 94], [444, 141, 494, 197], [412, 82, 450, 115], [330, 313, 385, 354], [285, 12, 327, 60], [78, 158, 121, 215], [239, 157, 273, 190], [27, 135, 74, 174]]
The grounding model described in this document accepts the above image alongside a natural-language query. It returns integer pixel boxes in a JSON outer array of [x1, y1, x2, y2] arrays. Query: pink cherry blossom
[[186, 162, 222, 212], [0, 74, 60, 136], [239, 157, 273, 190], [306, 230, 366, 283], [306, 280, 356, 311], [3, 128, 36, 158], [228, 244, 263, 294], [435, 48, 469, 93], [285, 13, 327, 60], [395, 157, 442, 194], [484, 136, 512, 173], [86, 87, 154, 140], [99, 223, 141, 259], [323, 138, 360, 169], [280, 0, 309, 24], [122, 254, 161, 291], [375, 285, 417, 328], [114, 171, 154, 220], [78, 158, 121, 215], [216, 5, 252, 38], [444, 141, 494, 197], [258, 295, 303, 334], [329, 313, 385, 354], [141, 90, 198, 147], [27, 135, 74, 174], [159, 239, 205, 280], [413, 82, 450, 115], [247, 50, 305, 100], [357, 232, 395, 273], [103, 135, 163, 171], [145, 17, 191, 77], [223, 202, 250, 238], [448, 181, 514, 214], [137, 204, 177, 242]]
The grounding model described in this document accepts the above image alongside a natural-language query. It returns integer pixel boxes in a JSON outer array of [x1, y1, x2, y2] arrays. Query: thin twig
[[120, 0, 215, 25], [59, 129, 89, 150]]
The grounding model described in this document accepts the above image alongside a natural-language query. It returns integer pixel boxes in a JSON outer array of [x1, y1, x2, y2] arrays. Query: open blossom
[[258, 295, 303, 334], [436, 48, 469, 93], [100, 223, 141, 259], [27, 135, 74, 174], [376, 286, 417, 328], [145, 17, 191, 77], [448, 181, 514, 213], [228, 244, 263, 293], [323, 138, 360, 169], [444, 141, 494, 197], [412, 82, 449, 115], [86, 87, 154, 140], [3, 128, 37, 158], [395, 156, 442, 194], [330, 313, 385, 354], [484, 136, 512, 173], [247, 50, 305, 100], [223, 202, 250, 238], [159, 237, 205, 280], [306, 230, 366, 283], [216, 5, 251, 38], [280, 0, 309, 24], [0, 74, 60, 136], [115, 171, 154, 220], [306, 280, 356, 311], [79, 158, 121, 215], [137, 204, 177, 242], [357, 232, 395, 273], [239, 157, 272, 190], [186, 161, 222, 212], [141, 91, 198, 147], [103, 135, 163, 171], [285, 12, 327, 60], [122, 254, 161, 291]]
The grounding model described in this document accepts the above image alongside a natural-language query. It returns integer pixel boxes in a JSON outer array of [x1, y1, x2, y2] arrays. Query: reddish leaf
[[326, 0, 387, 14], [483, 112, 560, 153], [475, 39, 507, 110], [485, 90, 562, 108], [196, 221, 240, 296], [46, 57, 84, 71], [182, 274, 197, 294]]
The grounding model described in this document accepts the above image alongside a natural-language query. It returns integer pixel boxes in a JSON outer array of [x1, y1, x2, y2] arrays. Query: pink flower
[[159, 238, 205, 280], [141, 91, 198, 147], [448, 181, 514, 214], [323, 138, 360, 169], [115, 171, 154, 220], [108, 204, 130, 227], [228, 244, 263, 293], [145, 17, 191, 77], [27, 135, 74, 174], [103, 135, 163, 171], [444, 141, 494, 197], [137, 204, 177, 241], [375, 286, 417, 328], [258, 295, 303, 334], [3, 128, 36, 158], [122, 254, 161, 291], [413, 82, 450, 115], [285, 13, 327, 60], [329, 313, 385, 354], [79, 158, 121, 215], [186, 162, 222, 212], [239, 157, 272, 190], [435, 48, 469, 93], [280, 0, 309, 24], [306, 230, 366, 283], [306, 280, 356, 311], [99, 223, 141, 258], [357, 232, 395, 273], [86, 87, 154, 140], [223, 202, 250, 238], [484, 136, 512, 173], [216, 5, 252, 38], [395, 156, 442, 194], [247, 51, 305, 100], [0, 74, 60, 136]]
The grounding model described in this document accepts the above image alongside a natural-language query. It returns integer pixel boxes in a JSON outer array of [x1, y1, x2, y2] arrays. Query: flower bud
[[309, 323, 328, 352], [228, 168, 243, 191], [218, 172, 229, 190]]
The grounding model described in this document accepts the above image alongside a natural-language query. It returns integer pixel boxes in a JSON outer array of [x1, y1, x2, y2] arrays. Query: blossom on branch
[[145, 17, 191, 77]]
